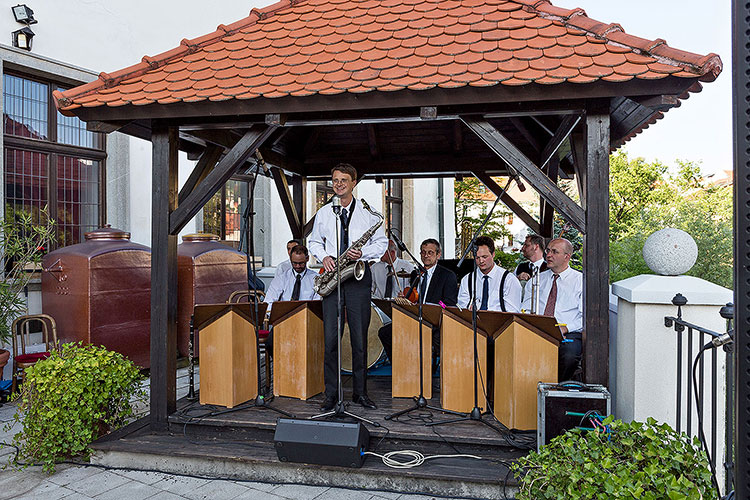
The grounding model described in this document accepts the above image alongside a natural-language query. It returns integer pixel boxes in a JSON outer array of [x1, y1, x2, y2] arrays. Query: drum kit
[[340, 303, 390, 372]]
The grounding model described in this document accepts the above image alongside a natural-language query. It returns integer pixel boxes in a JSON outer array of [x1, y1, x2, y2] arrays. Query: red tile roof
[[54, 0, 722, 114]]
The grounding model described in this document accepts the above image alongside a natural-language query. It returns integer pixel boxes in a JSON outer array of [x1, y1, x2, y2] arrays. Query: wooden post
[[583, 110, 610, 386], [150, 121, 179, 428]]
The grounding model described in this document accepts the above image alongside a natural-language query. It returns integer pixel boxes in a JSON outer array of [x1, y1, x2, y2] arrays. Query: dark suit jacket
[[516, 261, 547, 277], [424, 265, 458, 307]]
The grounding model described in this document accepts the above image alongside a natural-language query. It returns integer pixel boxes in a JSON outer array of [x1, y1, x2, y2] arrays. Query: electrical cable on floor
[[363, 449, 483, 469]]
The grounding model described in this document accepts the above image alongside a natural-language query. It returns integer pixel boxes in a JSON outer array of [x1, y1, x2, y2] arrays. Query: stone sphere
[[642, 228, 698, 276]]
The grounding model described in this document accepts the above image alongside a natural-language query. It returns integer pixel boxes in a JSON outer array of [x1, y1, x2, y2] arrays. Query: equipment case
[[537, 382, 611, 451]]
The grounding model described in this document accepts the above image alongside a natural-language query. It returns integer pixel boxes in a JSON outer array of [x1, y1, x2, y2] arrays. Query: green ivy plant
[[512, 417, 716, 500], [8, 342, 145, 473]]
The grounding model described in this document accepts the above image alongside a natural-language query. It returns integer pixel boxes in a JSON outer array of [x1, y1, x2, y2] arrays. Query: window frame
[[3, 70, 107, 249]]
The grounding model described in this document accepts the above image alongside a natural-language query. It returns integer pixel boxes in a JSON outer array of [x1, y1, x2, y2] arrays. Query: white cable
[[363, 450, 483, 469]]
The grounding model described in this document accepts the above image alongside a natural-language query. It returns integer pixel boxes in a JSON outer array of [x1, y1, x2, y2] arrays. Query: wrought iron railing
[[664, 293, 734, 495]]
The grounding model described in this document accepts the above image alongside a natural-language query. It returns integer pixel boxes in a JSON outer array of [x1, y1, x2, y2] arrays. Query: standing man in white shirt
[[309, 163, 388, 411], [521, 237, 583, 381], [458, 235, 522, 313], [516, 234, 548, 305], [274, 239, 302, 280], [371, 240, 414, 299]]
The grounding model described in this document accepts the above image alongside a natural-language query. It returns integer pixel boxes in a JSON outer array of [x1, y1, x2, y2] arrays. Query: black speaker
[[274, 418, 369, 468]]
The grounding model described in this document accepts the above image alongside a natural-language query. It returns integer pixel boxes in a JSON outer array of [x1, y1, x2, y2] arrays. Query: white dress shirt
[[263, 267, 319, 310], [521, 257, 546, 301], [308, 198, 388, 263], [421, 264, 437, 302], [522, 266, 582, 332], [274, 259, 292, 279], [458, 264, 522, 313], [371, 257, 415, 299]]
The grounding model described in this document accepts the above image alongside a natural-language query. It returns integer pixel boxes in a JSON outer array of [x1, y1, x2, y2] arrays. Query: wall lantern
[[11, 4, 36, 24], [12, 26, 34, 50]]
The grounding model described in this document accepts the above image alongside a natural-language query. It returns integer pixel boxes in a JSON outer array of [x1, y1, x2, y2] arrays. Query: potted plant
[[512, 417, 716, 499], [9, 342, 144, 473], [0, 206, 55, 368]]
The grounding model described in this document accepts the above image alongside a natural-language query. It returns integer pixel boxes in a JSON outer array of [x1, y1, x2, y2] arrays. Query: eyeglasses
[[332, 179, 351, 185]]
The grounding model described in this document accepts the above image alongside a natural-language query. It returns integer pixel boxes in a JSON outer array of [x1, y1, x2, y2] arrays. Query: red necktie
[[543, 274, 559, 317]]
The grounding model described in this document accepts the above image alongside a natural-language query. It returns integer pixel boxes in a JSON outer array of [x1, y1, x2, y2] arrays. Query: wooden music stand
[[194, 302, 267, 408], [440, 306, 491, 413], [268, 300, 324, 400], [391, 301, 443, 399], [490, 312, 562, 430]]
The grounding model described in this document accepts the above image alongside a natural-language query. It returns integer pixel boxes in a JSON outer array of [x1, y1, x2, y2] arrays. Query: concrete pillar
[[612, 274, 731, 481]]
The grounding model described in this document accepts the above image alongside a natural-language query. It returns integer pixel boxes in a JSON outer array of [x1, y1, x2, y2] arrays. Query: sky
[[563, 0, 732, 176]]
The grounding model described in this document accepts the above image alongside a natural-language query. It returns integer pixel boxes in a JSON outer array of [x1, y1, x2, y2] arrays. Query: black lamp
[[11, 4, 36, 24], [12, 26, 34, 50]]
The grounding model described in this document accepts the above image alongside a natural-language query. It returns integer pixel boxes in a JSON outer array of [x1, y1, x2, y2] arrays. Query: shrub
[[9, 342, 144, 473], [512, 417, 716, 500]]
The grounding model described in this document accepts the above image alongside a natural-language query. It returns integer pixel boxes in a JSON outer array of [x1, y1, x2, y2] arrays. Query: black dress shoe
[[320, 397, 336, 411], [352, 394, 377, 410]]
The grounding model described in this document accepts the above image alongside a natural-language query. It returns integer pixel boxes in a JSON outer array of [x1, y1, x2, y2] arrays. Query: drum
[[341, 303, 389, 372]]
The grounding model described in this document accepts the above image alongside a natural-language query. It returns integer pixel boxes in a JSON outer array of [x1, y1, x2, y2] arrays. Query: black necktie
[[419, 271, 428, 299], [385, 265, 394, 298], [480, 275, 489, 310], [340, 208, 348, 254], [291, 273, 302, 301]]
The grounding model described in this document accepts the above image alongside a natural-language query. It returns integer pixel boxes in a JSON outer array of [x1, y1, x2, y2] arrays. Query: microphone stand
[[241, 153, 293, 418], [428, 177, 517, 433], [312, 199, 379, 427], [385, 230, 464, 421]]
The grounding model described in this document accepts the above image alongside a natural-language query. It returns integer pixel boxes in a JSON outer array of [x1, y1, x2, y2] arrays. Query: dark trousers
[[378, 322, 440, 366], [559, 332, 583, 381], [322, 266, 372, 400]]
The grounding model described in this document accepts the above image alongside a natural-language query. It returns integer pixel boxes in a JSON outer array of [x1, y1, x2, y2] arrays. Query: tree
[[454, 177, 513, 256], [608, 155, 732, 288]]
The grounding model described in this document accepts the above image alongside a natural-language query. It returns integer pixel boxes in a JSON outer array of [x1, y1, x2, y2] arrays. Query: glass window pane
[[56, 86, 101, 148], [2, 74, 48, 140], [4, 147, 48, 223], [56, 155, 100, 246]]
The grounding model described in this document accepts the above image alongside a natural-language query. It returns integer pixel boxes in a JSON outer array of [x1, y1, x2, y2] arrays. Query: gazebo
[[54, 0, 720, 433]]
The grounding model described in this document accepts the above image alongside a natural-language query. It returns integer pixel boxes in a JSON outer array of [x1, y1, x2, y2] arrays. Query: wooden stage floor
[[91, 375, 532, 499]]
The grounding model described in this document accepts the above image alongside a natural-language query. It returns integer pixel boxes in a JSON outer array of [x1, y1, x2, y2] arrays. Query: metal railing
[[664, 293, 734, 494]]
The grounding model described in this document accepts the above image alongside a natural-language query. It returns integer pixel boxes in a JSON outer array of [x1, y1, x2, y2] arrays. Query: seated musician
[[371, 240, 415, 299], [273, 239, 302, 279], [458, 235, 522, 313], [378, 238, 458, 366], [521, 237, 583, 381], [263, 244, 320, 356]]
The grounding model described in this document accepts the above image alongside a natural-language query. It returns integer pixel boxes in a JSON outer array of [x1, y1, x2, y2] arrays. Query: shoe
[[320, 397, 336, 411], [352, 394, 377, 410]]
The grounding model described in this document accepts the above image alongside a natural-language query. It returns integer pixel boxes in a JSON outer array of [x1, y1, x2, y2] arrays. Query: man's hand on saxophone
[[345, 248, 362, 260], [322, 255, 336, 272]]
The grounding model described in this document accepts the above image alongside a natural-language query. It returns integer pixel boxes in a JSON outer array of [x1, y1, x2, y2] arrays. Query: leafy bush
[[9, 342, 144, 473], [512, 417, 716, 500]]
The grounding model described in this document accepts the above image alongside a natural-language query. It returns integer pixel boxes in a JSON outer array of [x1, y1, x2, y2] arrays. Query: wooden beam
[[367, 124, 379, 159], [453, 121, 463, 154], [169, 125, 275, 235], [570, 131, 587, 207], [178, 144, 223, 205], [582, 111, 610, 387], [509, 117, 543, 152], [539, 115, 581, 170], [472, 170, 541, 235], [461, 115, 585, 232], [292, 174, 306, 236], [271, 166, 303, 239], [539, 155, 559, 237], [149, 121, 178, 429], [420, 106, 438, 119]]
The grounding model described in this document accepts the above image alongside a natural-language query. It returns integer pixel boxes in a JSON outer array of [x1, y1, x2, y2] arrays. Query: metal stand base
[[247, 393, 295, 418], [385, 394, 465, 421], [311, 401, 380, 427], [426, 405, 503, 434]]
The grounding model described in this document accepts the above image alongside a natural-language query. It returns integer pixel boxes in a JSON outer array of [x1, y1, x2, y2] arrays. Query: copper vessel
[[41, 227, 151, 367], [177, 234, 249, 357]]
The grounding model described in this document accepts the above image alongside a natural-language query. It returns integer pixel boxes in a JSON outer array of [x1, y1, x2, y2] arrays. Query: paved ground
[[0, 369, 475, 500]]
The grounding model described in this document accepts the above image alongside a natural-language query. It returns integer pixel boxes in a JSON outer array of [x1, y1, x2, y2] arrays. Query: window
[[203, 179, 249, 244], [315, 180, 333, 211], [2, 72, 106, 248], [384, 178, 402, 238]]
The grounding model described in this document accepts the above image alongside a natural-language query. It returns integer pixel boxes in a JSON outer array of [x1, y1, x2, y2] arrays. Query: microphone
[[512, 172, 526, 192], [390, 231, 408, 253], [703, 332, 733, 349], [254, 150, 270, 174], [331, 195, 341, 215]]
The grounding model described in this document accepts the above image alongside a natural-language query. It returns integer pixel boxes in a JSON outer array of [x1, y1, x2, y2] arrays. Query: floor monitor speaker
[[274, 418, 370, 468]]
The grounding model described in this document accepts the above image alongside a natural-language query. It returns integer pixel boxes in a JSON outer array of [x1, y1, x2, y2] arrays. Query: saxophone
[[313, 198, 384, 297]]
